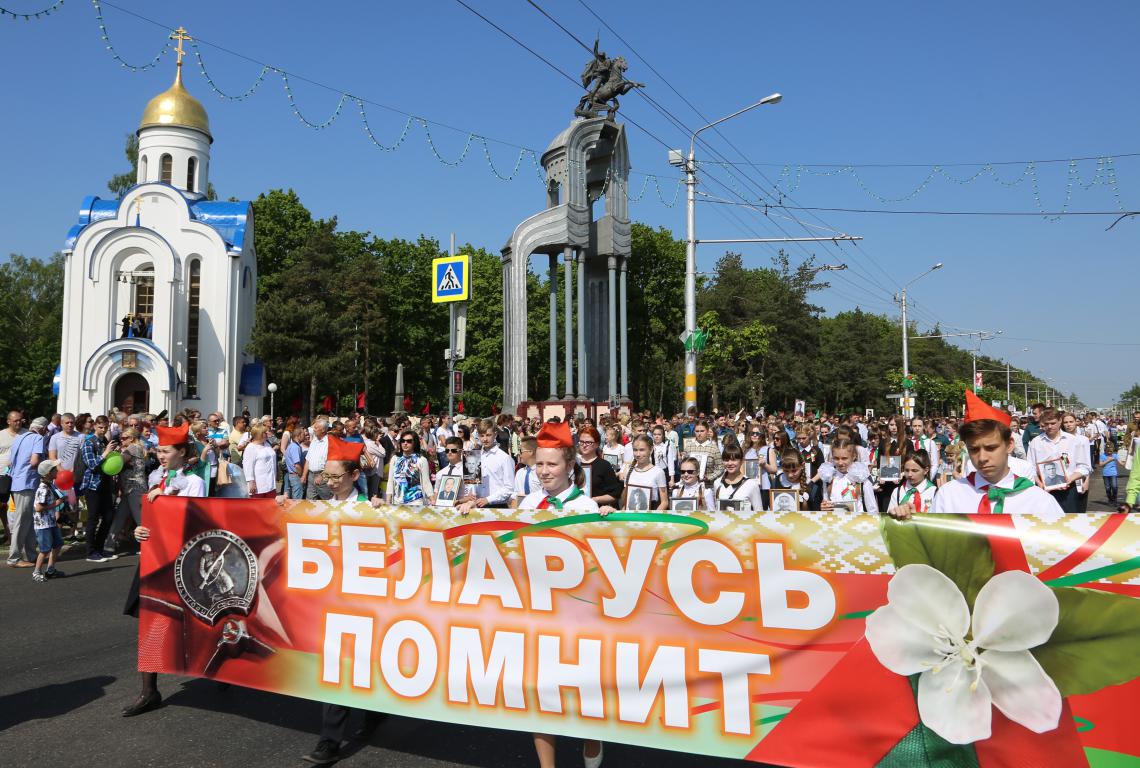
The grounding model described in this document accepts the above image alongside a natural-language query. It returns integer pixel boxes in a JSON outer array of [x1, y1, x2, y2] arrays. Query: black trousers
[[85, 481, 116, 552], [1050, 485, 1080, 514], [320, 704, 383, 742]]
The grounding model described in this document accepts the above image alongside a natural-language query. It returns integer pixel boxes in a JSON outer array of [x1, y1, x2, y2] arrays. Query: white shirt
[[671, 481, 714, 511], [1026, 431, 1092, 479], [164, 468, 207, 498], [305, 434, 329, 473], [888, 479, 937, 514], [242, 442, 277, 494], [820, 463, 879, 514], [519, 484, 600, 512], [712, 475, 763, 514], [931, 468, 1064, 517], [625, 464, 667, 508], [477, 444, 516, 506], [514, 465, 537, 498]]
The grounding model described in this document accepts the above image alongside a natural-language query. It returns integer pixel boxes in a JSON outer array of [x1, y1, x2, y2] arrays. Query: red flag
[[402, 395, 412, 412], [320, 395, 334, 414], [457, 401, 465, 414], [491, 403, 499, 415], [421, 400, 431, 415], [289, 396, 302, 413], [356, 391, 366, 410]]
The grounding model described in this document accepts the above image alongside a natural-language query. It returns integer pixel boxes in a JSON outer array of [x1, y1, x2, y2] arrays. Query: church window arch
[[160, 154, 172, 184], [186, 259, 201, 398], [131, 261, 155, 339], [139, 154, 148, 182], [186, 157, 197, 192]]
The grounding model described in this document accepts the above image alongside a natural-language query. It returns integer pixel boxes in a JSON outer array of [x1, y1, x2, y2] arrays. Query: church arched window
[[132, 262, 155, 339], [186, 260, 201, 398], [186, 157, 197, 192], [139, 155, 148, 183], [160, 154, 173, 184]]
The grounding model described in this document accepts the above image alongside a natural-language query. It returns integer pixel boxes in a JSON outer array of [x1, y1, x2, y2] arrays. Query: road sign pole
[[448, 233, 456, 419]]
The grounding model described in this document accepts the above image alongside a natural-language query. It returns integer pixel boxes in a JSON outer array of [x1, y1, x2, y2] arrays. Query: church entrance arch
[[114, 372, 149, 415]]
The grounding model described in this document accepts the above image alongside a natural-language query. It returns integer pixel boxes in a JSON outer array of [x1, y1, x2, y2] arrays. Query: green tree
[[628, 223, 685, 413], [249, 225, 353, 420], [250, 188, 323, 298], [0, 254, 65, 415]]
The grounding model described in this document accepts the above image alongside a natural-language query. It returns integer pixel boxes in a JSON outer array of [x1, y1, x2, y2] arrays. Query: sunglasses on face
[[445, 448, 461, 454], [680, 469, 697, 475], [400, 438, 414, 444]]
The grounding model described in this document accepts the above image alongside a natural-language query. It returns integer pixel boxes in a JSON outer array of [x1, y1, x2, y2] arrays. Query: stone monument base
[[516, 398, 634, 422]]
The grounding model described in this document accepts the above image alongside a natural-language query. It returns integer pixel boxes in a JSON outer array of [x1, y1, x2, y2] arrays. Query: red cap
[[964, 389, 1011, 427], [156, 423, 190, 446], [327, 435, 364, 464], [536, 421, 573, 449]]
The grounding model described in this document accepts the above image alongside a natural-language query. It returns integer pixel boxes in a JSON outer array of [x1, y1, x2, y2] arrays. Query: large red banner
[[139, 497, 1140, 766]]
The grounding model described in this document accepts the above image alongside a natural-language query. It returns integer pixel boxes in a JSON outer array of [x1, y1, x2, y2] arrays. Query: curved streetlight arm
[[689, 93, 782, 159]]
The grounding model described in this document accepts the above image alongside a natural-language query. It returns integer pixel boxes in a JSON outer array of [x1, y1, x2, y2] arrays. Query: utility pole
[[895, 263, 943, 418]]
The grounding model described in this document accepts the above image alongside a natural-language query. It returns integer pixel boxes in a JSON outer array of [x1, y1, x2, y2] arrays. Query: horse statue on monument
[[575, 39, 645, 119]]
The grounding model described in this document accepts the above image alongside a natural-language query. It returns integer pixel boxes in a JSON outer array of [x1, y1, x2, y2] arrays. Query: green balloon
[[102, 451, 124, 476]]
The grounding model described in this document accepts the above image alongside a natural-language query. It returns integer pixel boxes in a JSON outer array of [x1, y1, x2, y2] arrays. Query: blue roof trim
[[64, 185, 251, 254], [190, 200, 251, 254]]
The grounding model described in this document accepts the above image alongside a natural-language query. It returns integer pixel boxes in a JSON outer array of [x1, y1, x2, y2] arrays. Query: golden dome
[[138, 65, 212, 141]]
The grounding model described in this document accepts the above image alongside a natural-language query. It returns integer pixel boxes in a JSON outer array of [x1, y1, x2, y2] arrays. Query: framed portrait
[[744, 459, 761, 480], [830, 500, 856, 512], [878, 456, 902, 481], [1037, 458, 1069, 491], [717, 498, 752, 514], [794, 399, 806, 418], [603, 451, 623, 471], [694, 452, 709, 481], [671, 498, 697, 513], [770, 488, 800, 513], [865, 408, 874, 419], [683, 437, 698, 455], [435, 474, 464, 507], [581, 464, 592, 497], [463, 450, 481, 482], [626, 484, 652, 512]]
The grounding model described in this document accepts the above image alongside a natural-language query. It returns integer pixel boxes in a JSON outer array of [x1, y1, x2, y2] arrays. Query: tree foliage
[[0, 254, 64, 416]]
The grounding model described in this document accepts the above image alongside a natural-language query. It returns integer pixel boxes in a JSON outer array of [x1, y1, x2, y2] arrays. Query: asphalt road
[[0, 476, 1125, 768]]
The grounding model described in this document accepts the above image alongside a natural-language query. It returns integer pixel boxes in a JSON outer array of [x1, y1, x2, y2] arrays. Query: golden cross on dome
[[170, 26, 192, 68]]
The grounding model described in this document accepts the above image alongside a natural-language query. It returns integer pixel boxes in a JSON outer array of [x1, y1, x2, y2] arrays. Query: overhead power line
[[698, 152, 1140, 169], [701, 197, 1136, 218]]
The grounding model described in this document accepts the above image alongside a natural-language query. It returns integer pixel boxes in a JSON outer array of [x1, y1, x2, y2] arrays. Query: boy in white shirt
[[511, 436, 538, 508], [1026, 407, 1091, 514]]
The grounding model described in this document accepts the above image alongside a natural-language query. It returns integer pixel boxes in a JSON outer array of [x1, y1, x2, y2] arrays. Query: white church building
[[56, 58, 262, 419]]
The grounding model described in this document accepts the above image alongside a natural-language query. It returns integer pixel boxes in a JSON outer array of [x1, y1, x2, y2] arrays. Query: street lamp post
[[267, 382, 277, 423], [681, 92, 781, 414], [895, 262, 943, 418]]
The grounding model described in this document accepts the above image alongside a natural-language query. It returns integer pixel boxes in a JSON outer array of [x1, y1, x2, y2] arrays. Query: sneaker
[[32, 571, 46, 583], [100, 551, 119, 561], [302, 739, 341, 765], [45, 568, 66, 578], [583, 743, 604, 768], [86, 552, 108, 563], [8, 559, 34, 568]]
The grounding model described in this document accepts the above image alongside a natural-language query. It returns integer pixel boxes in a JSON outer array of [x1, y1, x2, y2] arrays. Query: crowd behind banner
[[2, 402, 1137, 576]]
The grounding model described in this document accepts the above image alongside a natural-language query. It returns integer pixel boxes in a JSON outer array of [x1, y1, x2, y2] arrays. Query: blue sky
[[1, 1, 1136, 407]]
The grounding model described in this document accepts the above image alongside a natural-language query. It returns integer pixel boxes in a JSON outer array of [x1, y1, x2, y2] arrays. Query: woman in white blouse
[[242, 424, 278, 498]]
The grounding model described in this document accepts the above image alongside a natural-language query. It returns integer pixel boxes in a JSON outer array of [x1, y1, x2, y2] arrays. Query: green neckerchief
[[985, 476, 1034, 514], [543, 486, 583, 510]]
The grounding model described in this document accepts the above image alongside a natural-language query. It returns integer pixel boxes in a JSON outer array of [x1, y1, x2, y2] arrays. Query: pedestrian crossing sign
[[432, 254, 470, 303]]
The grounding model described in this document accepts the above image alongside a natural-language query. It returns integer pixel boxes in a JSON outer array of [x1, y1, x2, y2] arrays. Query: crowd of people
[[1, 397, 1136, 766], [2, 401, 1135, 572]]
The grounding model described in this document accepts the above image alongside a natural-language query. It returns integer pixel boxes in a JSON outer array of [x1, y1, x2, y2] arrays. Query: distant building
[[56, 58, 262, 418]]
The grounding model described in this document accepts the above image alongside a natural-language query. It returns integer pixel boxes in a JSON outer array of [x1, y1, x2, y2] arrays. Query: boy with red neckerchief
[[930, 391, 1064, 518]]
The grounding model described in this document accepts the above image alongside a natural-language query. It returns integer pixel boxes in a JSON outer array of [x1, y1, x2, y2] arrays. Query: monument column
[[576, 249, 587, 399], [548, 253, 558, 400], [563, 246, 574, 399], [608, 255, 617, 401], [502, 258, 512, 404], [619, 256, 629, 399]]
